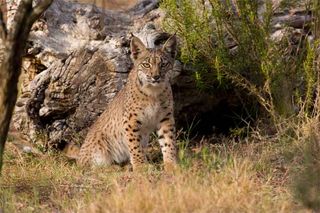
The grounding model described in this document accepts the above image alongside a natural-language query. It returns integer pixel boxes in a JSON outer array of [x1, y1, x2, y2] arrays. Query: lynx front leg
[[157, 115, 177, 171], [124, 118, 146, 171]]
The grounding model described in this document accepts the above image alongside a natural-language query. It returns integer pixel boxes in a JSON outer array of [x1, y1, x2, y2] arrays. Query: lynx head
[[130, 34, 177, 87]]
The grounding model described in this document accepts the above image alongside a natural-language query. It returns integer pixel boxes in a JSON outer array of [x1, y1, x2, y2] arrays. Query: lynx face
[[131, 35, 177, 87]]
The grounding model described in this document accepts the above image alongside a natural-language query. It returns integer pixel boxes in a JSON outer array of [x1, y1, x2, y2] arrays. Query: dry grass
[[85, 161, 293, 213], [0, 130, 312, 213], [70, 0, 138, 11]]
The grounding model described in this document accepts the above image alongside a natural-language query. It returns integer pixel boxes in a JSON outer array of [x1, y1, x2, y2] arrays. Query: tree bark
[[0, 0, 52, 172]]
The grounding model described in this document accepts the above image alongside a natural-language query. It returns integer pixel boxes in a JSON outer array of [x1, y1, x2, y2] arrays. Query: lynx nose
[[153, 75, 161, 81]]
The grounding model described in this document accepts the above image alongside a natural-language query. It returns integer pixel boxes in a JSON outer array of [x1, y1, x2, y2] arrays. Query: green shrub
[[161, 0, 319, 124]]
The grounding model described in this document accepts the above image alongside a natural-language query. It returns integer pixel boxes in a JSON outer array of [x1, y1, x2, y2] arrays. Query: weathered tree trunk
[[11, 0, 182, 150], [0, 0, 52, 171]]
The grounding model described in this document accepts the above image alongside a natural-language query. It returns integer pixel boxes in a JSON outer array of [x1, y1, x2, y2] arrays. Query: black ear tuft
[[130, 35, 146, 60], [162, 35, 177, 59]]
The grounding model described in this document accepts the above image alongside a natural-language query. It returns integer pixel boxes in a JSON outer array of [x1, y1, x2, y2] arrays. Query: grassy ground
[[0, 129, 312, 213]]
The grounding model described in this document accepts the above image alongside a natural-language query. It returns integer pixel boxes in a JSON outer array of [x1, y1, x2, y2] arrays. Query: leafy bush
[[161, 0, 320, 125]]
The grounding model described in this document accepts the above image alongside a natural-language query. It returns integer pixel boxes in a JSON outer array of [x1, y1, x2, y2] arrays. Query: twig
[[0, 9, 7, 40], [28, 0, 53, 25]]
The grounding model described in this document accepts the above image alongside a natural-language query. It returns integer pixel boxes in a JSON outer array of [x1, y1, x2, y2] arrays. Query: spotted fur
[[77, 35, 178, 171]]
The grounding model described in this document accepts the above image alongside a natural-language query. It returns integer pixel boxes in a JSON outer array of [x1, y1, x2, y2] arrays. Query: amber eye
[[142, 63, 151, 68], [161, 62, 168, 67]]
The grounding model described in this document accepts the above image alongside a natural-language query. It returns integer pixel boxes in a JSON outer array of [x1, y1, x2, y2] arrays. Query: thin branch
[[9, 0, 53, 42], [27, 0, 53, 25], [0, 0, 53, 173], [8, 0, 33, 42], [0, 8, 7, 40]]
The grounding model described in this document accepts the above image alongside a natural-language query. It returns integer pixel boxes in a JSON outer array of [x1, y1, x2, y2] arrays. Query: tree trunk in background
[[0, 0, 52, 172]]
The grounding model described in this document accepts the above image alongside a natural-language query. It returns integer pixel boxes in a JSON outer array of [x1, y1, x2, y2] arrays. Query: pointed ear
[[162, 35, 177, 58], [130, 35, 147, 60]]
